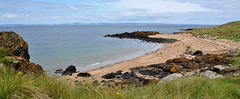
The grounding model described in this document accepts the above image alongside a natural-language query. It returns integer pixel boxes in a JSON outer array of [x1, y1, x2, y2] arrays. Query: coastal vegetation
[[0, 48, 13, 66], [0, 66, 239, 98], [190, 21, 240, 42]]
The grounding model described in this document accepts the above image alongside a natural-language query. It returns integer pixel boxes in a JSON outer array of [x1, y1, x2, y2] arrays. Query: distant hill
[[0, 22, 210, 26]]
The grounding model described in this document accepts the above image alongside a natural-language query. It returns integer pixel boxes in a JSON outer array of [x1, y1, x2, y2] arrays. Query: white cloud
[[111, 0, 210, 15], [2, 14, 17, 18], [0, 0, 239, 24]]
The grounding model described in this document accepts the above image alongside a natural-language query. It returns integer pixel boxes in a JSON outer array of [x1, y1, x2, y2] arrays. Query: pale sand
[[62, 33, 240, 81]]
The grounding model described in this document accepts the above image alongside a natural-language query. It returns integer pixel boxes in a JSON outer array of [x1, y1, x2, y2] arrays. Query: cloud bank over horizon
[[0, 0, 239, 24]]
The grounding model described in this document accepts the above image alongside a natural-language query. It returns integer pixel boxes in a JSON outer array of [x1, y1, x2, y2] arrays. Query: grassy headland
[[1, 21, 240, 98], [190, 21, 240, 42]]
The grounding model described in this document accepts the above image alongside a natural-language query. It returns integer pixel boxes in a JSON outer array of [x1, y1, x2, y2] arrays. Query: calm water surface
[[0, 24, 213, 73]]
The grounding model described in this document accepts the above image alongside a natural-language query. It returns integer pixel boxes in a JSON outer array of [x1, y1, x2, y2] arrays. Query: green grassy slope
[[190, 21, 240, 41]]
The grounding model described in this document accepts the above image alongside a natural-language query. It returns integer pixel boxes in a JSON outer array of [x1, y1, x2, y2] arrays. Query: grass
[[190, 21, 240, 42], [0, 48, 13, 67], [0, 66, 239, 99], [232, 56, 240, 70]]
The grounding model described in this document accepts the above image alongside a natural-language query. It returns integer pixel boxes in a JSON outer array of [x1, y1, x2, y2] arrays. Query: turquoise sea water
[[0, 24, 212, 73]]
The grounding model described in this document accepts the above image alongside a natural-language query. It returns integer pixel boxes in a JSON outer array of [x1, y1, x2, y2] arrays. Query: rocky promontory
[[0, 31, 43, 74], [104, 31, 178, 43]]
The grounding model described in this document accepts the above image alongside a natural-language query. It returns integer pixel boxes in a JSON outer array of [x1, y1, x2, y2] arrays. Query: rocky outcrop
[[180, 28, 198, 31], [0, 31, 43, 74], [0, 31, 30, 60], [104, 31, 178, 43], [99, 50, 239, 88]]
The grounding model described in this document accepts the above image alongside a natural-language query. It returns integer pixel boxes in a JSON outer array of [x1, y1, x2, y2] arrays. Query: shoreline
[[77, 43, 164, 72], [62, 33, 240, 81], [47, 42, 164, 74]]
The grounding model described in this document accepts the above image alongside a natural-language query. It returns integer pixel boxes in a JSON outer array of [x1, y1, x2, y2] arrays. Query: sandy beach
[[62, 33, 240, 81]]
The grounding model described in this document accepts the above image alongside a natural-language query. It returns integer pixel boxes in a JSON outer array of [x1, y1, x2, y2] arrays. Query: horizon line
[[0, 22, 218, 26]]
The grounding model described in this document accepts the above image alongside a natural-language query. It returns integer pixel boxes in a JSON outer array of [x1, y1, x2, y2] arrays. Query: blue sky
[[0, 0, 239, 24]]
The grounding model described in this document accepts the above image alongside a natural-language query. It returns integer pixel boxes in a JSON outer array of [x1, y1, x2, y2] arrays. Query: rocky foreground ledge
[[98, 50, 239, 87], [0, 31, 43, 74], [104, 31, 178, 43]]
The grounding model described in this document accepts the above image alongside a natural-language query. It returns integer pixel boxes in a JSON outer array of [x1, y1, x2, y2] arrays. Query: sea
[[0, 24, 213, 73]]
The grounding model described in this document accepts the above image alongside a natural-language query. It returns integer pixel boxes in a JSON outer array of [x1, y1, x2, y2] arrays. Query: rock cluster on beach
[[0, 31, 43, 74], [94, 50, 239, 88], [64, 30, 240, 87], [180, 28, 198, 31], [104, 31, 178, 43]]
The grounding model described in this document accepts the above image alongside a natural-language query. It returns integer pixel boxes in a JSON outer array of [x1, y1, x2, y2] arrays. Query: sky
[[0, 0, 239, 25]]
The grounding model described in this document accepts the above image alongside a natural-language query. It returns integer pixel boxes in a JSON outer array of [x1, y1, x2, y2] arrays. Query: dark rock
[[142, 79, 151, 85], [158, 72, 170, 79], [104, 31, 178, 43], [193, 50, 203, 55], [173, 32, 184, 34], [101, 80, 105, 83], [130, 66, 145, 72], [115, 70, 123, 75], [121, 72, 130, 79], [55, 69, 63, 74], [162, 67, 171, 72], [166, 57, 192, 64], [62, 65, 76, 75], [69, 73, 72, 76], [102, 72, 116, 79], [77, 72, 92, 77], [129, 71, 138, 78], [121, 72, 139, 79], [138, 68, 163, 75], [137, 77, 145, 82], [180, 28, 197, 31]]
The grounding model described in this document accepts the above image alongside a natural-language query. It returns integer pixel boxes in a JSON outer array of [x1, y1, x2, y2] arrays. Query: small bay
[[0, 24, 212, 73]]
